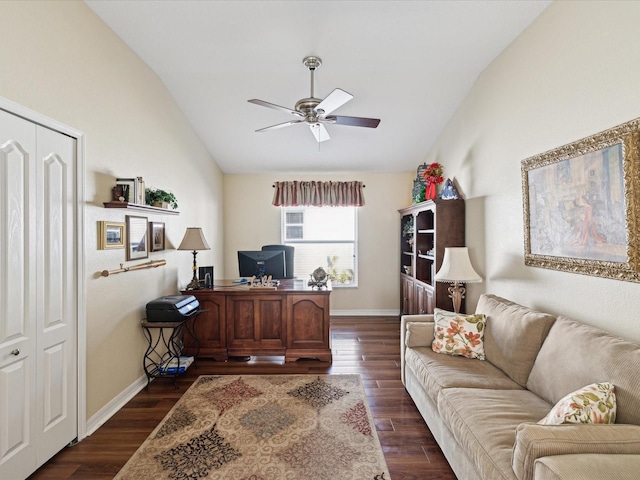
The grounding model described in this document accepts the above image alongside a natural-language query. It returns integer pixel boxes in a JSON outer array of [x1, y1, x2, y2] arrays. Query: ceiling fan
[[248, 56, 380, 143]]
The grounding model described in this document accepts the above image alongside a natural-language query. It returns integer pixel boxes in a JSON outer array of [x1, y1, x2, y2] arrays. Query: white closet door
[[34, 125, 77, 466], [0, 109, 77, 479], [0, 109, 38, 478]]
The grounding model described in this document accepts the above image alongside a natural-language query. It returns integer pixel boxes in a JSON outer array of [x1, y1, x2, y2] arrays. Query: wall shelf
[[103, 201, 179, 215]]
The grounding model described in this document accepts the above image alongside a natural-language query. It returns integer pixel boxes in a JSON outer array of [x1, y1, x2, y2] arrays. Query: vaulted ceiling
[[86, 0, 550, 174]]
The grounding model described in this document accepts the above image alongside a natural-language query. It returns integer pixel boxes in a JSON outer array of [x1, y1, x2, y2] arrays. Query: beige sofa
[[401, 294, 640, 480]]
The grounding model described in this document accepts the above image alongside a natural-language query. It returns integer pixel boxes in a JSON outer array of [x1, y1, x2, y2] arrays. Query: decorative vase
[[407, 236, 414, 251], [425, 182, 437, 200]]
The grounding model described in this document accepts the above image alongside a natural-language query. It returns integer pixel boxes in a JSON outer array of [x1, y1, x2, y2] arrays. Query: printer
[[145, 295, 200, 322]]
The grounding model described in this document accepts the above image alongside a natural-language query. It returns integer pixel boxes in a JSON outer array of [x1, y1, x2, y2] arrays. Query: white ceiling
[[85, 0, 550, 174]]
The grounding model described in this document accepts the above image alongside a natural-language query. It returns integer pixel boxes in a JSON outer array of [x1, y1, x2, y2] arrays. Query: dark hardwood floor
[[29, 317, 456, 480]]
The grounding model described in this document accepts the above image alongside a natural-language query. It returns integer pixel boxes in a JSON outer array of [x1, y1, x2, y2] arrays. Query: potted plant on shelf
[[145, 188, 178, 210], [402, 216, 414, 250]]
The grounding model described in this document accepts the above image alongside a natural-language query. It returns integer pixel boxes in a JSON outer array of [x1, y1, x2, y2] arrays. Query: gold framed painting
[[522, 118, 640, 282], [98, 221, 125, 249]]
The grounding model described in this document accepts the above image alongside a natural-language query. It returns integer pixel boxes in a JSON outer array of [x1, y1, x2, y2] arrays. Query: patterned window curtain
[[272, 181, 365, 207]]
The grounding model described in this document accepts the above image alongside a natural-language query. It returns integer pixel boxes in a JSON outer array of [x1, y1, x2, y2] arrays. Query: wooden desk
[[182, 279, 331, 362]]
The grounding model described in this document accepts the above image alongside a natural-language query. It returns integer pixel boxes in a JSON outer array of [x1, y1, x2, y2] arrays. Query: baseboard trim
[[86, 375, 148, 436], [330, 309, 399, 316]]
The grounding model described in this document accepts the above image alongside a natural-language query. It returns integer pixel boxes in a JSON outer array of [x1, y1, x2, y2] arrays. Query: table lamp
[[435, 247, 482, 313], [178, 227, 211, 290]]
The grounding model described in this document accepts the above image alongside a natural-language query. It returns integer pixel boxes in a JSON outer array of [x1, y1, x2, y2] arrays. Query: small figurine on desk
[[249, 275, 278, 290], [308, 267, 328, 289]]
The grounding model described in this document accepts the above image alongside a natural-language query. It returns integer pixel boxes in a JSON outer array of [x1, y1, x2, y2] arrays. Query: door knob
[[10, 349, 19, 356]]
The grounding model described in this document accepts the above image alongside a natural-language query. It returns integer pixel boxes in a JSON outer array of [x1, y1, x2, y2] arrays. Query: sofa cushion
[[534, 454, 640, 480], [437, 387, 552, 480], [538, 382, 616, 425], [432, 309, 486, 360], [476, 294, 556, 387], [404, 346, 522, 405], [527, 316, 640, 425]]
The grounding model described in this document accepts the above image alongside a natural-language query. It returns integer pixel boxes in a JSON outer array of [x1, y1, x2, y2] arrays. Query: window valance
[[272, 181, 365, 207]]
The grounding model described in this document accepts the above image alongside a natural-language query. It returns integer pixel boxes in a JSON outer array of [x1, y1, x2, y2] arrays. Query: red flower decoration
[[422, 162, 444, 186]]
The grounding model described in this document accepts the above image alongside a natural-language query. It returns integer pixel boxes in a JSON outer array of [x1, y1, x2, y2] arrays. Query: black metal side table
[[141, 313, 200, 389]]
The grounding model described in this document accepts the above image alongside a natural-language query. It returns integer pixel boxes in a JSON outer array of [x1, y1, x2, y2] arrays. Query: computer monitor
[[261, 245, 295, 279], [238, 250, 286, 279]]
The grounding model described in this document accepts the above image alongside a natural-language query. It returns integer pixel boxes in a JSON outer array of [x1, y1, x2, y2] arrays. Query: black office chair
[[261, 245, 295, 279]]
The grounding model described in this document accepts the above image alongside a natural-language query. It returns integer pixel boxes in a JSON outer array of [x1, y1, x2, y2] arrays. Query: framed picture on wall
[[126, 215, 148, 260], [98, 221, 125, 249], [149, 222, 165, 252], [521, 117, 640, 282]]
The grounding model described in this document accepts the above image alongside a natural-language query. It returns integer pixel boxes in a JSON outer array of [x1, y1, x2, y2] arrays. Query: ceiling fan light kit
[[248, 56, 380, 143]]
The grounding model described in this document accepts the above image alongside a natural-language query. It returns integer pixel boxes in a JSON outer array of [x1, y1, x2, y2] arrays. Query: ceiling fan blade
[[309, 123, 330, 143], [248, 99, 303, 117], [315, 88, 353, 115], [326, 115, 380, 128], [256, 120, 304, 132]]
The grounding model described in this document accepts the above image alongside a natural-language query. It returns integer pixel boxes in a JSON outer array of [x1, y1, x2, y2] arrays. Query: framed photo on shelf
[[98, 221, 125, 249], [116, 177, 136, 203], [149, 221, 165, 252], [522, 117, 640, 282], [125, 215, 149, 260]]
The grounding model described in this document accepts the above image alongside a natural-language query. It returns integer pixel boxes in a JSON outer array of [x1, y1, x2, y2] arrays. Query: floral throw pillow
[[538, 382, 617, 425], [432, 309, 486, 360]]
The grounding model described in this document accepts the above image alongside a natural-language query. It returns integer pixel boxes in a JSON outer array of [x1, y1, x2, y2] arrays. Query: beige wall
[[224, 173, 412, 313], [0, 1, 224, 418], [425, 1, 640, 343], [5, 0, 640, 427]]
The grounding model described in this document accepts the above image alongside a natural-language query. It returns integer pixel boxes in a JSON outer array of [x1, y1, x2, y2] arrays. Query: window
[[281, 206, 358, 287]]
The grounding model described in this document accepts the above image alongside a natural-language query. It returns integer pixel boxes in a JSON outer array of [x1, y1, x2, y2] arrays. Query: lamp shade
[[177, 227, 211, 251], [435, 247, 482, 283]]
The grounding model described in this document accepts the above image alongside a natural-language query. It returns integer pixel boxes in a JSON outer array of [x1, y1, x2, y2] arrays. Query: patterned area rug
[[115, 374, 391, 480]]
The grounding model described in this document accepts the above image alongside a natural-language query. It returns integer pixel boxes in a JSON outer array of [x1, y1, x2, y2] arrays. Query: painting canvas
[[527, 144, 626, 262], [522, 118, 640, 282]]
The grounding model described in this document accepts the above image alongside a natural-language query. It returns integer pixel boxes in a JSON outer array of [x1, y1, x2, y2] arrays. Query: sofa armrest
[[512, 423, 640, 480], [534, 453, 640, 480], [400, 314, 434, 386]]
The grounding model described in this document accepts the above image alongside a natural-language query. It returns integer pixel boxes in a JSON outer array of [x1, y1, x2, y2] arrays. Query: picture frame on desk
[[198, 266, 214, 288], [126, 215, 149, 260]]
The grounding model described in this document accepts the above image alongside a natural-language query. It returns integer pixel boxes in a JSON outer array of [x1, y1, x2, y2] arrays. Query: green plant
[[326, 256, 355, 284], [402, 217, 414, 238], [145, 188, 178, 209]]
